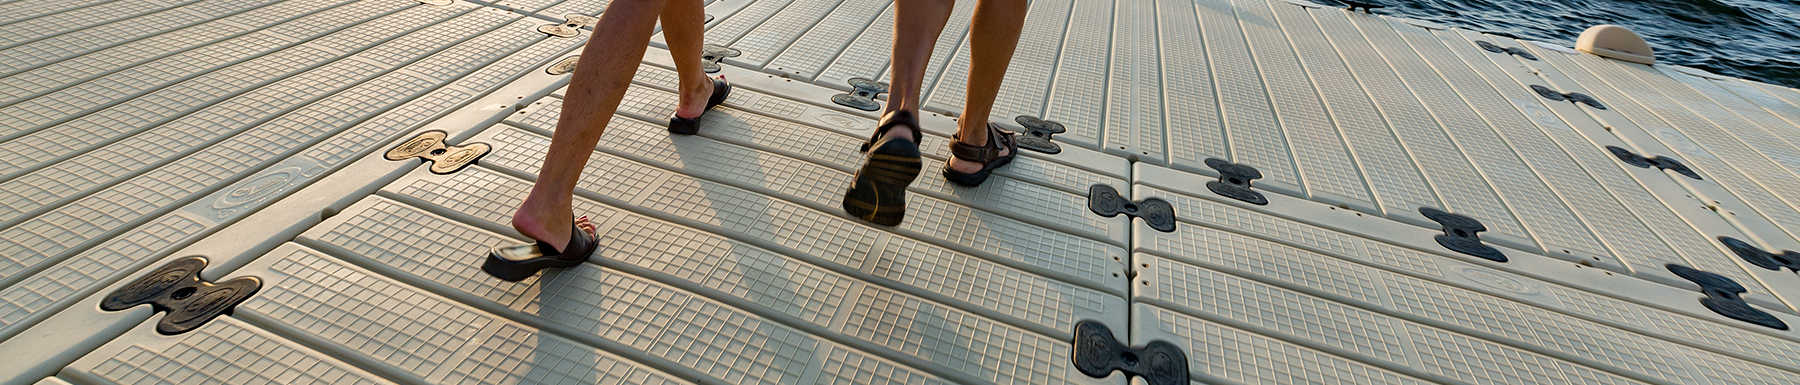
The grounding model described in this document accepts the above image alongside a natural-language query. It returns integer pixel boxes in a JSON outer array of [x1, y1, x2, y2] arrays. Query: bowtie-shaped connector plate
[[1720, 236, 1800, 272], [1337, 0, 1384, 13], [1605, 145, 1701, 180], [538, 14, 598, 38], [1203, 158, 1267, 205], [1669, 264, 1787, 330], [831, 77, 888, 111], [385, 130, 491, 174], [1013, 115, 1066, 154], [1071, 321, 1189, 385], [1088, 185, 1176, 232], [1530, 84, 1606, 109], [1420, 207, 1507, 262], [1475, 40, 1538, 60], [546, 55, 580, 75], [700, 44, 739, 73], [102, 257, 261, 335]]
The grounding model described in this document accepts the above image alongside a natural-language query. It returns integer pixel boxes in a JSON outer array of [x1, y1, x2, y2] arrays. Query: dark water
[[1324, 0, 1800, 88]]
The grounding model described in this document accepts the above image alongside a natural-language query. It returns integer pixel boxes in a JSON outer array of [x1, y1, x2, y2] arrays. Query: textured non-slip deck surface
[[7, 0, 1800, 384]]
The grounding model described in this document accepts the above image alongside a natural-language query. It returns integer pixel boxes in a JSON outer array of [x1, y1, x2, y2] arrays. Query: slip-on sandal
[[483, 220, 597, 282], [667, 76, 732, 135]]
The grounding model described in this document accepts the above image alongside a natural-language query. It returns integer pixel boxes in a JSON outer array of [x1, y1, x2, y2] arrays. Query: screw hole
[[430, 149, 447, 156], [170, 287, 196, 300]]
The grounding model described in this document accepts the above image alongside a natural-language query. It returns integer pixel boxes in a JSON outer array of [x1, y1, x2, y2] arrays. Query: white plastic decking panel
[[1103, 0, 1170, 162], [0, 7, 527, 229], [1520, 44, 1800, 244], [1131, 182, 1800, 376], [974, 0, 1076, 122], [1228, 0, 1373, 210], [0, 0, 280, 77], [0, 0, 114, 26], [0, 0, 195, 50], [0, 0, 359, 101], [1510, 39, 1800, 266], [620, 62, 1132, 189], [1608, 63, 1800, 187], [1350, 15, 1608, 261], [809, 2, 901, 88], [0, 11, 580, 342], [64, 317, 396, 385], [1420, 29, 1794, 302], [1735, 80, 1800, 128], [1660, 68, 1800, 180], [1707, 77, 1800, 133], [722, 0, 844, 67], [1312, 10, 1534, 248], [298, 196, 1111, 385], [233, 244, 714, 385], [1195, 0, 1302, 192], [1268, 1, 1440, 223], [381, 165, 1124, 343], [1135, 240, 1798, 385], [467, 123, 1127, 294], [1132, 303, 1431, 385], [0, 5, 517, 286], [760, 0, 885, 79], [1132, 253, 1722, 385], [508, 93, 1125, 246], [1038, 0, 1110, 150], [0, 0, 409, 130], [0, 1, 456, 168]]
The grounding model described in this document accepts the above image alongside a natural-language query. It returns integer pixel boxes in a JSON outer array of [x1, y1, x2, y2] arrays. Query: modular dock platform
[[5, 0, 1800, 383]]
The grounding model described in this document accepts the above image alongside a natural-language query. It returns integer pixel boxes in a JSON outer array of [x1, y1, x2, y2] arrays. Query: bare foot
[[947, 125, 1007, 174], [511, 202, 596, 252], [673, 75, 718, 119]]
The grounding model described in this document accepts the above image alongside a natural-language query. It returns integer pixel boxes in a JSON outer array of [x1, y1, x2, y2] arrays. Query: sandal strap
[[950, 122, 1015, 163], [863, 110, 921, 151]]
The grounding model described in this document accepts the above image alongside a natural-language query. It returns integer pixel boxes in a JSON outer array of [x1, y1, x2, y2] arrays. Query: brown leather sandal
[[842, 110, 923, 226], [942, 122, 1017, 187]]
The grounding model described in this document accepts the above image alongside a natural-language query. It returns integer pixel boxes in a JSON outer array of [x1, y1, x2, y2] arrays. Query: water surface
[[1320, 0, 1800, 88]]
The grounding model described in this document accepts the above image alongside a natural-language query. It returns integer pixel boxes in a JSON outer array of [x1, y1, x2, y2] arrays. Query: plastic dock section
[[6, 0, 1800, 383]]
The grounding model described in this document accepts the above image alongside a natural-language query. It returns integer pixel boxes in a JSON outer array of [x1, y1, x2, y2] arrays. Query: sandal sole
[[844, 138, 921, 226]]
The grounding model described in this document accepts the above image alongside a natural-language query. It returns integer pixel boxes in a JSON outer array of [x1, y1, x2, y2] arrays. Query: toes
[[575, 216, 597, 235]]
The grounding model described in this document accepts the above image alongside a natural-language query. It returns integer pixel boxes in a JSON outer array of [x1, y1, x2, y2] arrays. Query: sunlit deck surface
[[6, 0, 1800, 383]]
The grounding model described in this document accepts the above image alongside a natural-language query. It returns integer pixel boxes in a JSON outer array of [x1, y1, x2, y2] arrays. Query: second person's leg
[[842, 0, 955, 226], [943, 0, 1026, 184]]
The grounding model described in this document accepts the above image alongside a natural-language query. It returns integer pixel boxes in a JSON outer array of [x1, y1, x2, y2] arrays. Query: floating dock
[[4, 0, 1800, 383]]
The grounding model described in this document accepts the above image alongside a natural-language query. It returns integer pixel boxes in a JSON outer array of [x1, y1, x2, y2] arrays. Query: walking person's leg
[[843, 0, 954, 226], [942, 0, 1026, 185], [487, 0, 684, 281], [663, 0, 731, 135]]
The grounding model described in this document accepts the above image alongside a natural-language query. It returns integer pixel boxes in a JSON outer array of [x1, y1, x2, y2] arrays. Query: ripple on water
[[1307, 0, 1800, 89]]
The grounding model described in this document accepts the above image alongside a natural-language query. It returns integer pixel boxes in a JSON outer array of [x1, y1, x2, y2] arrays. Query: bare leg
[[513, 0, 666, 250], [881, 0, 954, 142], [946, 0, 1026, 173], [662, 0, 716, 118], [841, 0, 953, 226]]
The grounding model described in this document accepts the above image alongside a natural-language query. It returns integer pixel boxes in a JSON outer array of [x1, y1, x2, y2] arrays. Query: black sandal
[[842, 110, 923, 226], [943, 122, 1018, 186], [483, 220, 597, 281], [667, 76, 731, 135]]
